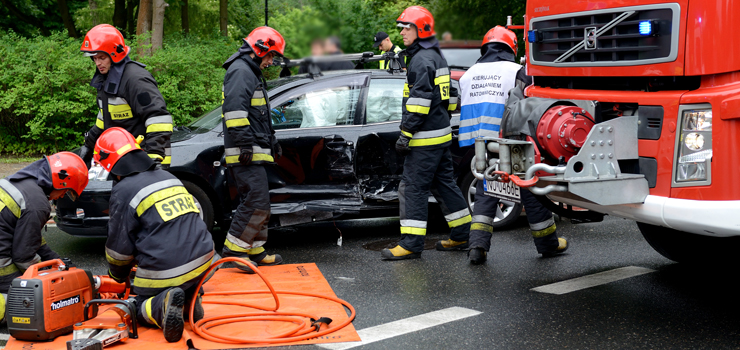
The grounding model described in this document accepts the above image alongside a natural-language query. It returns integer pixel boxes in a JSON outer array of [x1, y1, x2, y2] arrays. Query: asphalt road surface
[[3, 215, 740, 349]]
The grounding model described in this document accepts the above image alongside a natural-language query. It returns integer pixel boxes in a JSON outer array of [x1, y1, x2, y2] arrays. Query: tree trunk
[[151, 0, 168, 52], [219, 0, 227, 37], [0, 0, 51, 36], [126, 0, 136, 35], [181, 0, 189, 34], [89, 0, 98, 26], [56, 0, 78, 38], [113, 0, 127, 31], [136, 0, 153, 56]]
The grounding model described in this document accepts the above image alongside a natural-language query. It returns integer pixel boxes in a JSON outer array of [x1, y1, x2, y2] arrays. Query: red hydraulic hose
[[187, 257, 357, 344]]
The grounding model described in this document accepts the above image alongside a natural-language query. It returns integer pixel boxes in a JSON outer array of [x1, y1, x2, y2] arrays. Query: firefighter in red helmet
[[79, 24, 174, 170], [94, 127, 215, 342], [382, 6, 471, 260], [0, 152, 88, 322], [220, 27, 286, 271]]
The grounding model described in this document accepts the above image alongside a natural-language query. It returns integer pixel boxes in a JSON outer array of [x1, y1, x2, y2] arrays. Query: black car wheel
[[459, 171, 522, 230], [182, 180, 214, 232], [637, 222, 740, 265]]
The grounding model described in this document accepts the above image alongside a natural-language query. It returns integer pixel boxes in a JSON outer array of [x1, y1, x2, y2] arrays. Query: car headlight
[[88, 164, 110, 182], [675, 107, 712, 184]]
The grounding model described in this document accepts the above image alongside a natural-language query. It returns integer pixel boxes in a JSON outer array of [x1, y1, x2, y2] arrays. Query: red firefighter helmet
[[396, 6, 435, 39], [483, 26, 518, 55], [245, 26, 286, 58], [80, 24, 130, 63], [46, 152, 89, 201], [93, 127, 148, 176]]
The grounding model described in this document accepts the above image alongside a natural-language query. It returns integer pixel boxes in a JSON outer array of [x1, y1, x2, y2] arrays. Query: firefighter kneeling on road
[[458, 26, 568, 265], [382, 6, 472, 260], [220, 27, 285, 271], [94, 127, 215, 342], [0, 152, 88, 323], [79, 24, 173, 170]]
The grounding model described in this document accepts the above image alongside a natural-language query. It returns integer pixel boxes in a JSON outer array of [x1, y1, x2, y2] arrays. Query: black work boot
[[541, 237, 569, 258], [221, 251, 258, 274], [381, 245, 421, 260], [161, 287, 185, 343], [436, 239, 469, 251], [468, 248, 487, 265], [248, 250, 284, 266]]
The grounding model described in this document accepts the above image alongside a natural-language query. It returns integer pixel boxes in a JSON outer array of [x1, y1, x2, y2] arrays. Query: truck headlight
[[675, 107, 712, 184]]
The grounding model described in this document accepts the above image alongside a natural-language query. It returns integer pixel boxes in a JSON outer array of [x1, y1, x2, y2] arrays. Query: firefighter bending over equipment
[[458, 26, 569, 265], [221, 27, 285, 270], [0, 152, 88, 322], [382, 6, 471, 260], [94, 128, 215, 342], [79, 24, 173, 169]]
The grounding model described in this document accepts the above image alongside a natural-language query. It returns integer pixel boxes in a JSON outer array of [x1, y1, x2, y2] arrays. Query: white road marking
[[0, 333, 9, 340], [317, 307, 482, 350], [531, 266, 656, 295]]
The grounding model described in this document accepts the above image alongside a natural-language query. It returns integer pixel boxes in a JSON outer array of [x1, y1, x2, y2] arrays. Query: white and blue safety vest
[[458, 61, 520, 147]]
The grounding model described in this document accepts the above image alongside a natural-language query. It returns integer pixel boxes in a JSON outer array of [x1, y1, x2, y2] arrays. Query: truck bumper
[[547, 194, 740, 238]]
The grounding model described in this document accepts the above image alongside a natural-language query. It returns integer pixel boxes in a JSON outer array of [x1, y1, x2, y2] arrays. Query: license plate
[[483, 179, 521, 203]]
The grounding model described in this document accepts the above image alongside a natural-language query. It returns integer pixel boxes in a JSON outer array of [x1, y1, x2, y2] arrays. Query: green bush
[[0, 31, 240, 155]]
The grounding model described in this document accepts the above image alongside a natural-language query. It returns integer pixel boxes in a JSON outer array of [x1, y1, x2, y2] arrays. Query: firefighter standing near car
[[0, 152, 88, 322], [381, 6, 472, 260], [79, 24, 173, 170], [94, 127, 214, 342], [372, 31, 406, 70], [459, 26, 568, 264], [220, 27, 285, 270]]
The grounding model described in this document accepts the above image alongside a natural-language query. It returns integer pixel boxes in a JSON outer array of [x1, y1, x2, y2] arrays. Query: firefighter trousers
[[223, 164, 270, 257], [135, 277, 203, 328], [469, 180, 559, 254], [398, 146, 471, 253]]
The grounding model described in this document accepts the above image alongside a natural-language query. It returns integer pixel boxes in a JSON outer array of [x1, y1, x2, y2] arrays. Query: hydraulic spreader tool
[[5, 259, 135, 348]]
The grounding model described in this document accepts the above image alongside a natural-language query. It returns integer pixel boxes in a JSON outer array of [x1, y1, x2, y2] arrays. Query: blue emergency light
[[639, 21, 652, 35], [528, 30, 537, 43]]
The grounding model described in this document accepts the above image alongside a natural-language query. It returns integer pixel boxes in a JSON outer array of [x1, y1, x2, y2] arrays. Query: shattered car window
[[366, 79, 404, 124], [271, 86, 360, 129]]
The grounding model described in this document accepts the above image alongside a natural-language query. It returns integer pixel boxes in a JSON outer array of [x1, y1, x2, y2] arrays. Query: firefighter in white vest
[[459, 26, 569, 265]]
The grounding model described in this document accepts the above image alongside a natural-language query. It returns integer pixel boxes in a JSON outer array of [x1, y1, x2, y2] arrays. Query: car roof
[[267, 69, 403, 95], [440, 40, 481, 49]]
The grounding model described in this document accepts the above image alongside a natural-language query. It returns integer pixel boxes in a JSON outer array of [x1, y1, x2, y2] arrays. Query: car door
[[266, 74, 369, 206], [355, 76, 407, 201]]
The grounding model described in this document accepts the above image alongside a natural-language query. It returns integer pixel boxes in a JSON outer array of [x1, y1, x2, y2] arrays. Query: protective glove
[[395, 134, 412, 156], [239, 147, 253, 165], [275, 143, 283, 160], [79, 145, 93, 169]]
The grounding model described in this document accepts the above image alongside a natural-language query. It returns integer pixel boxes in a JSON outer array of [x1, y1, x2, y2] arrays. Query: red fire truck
[[474, 0, 740, 264]]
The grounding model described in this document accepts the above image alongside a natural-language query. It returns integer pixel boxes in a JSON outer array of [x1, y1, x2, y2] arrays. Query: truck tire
[[182, 180, 215, 233], [459, 171, 522, 230], [637, 222, 740, 265]]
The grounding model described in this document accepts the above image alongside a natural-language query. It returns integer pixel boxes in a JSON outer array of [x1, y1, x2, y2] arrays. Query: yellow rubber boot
[[435, 239, 469, 251], [381, 245, 422, 260]]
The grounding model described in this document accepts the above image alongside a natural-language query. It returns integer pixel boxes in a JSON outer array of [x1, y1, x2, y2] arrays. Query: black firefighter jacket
[[221, 54, 278, 166], [401, 38, 459, 149], [0, 159, 60, 283], [84, 60, 173, 167], [105, 169, 214, 296]]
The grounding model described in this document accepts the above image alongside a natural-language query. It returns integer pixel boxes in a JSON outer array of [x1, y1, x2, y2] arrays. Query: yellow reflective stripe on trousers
[[471, 222, 494, 233], [531, 224, 557, 238], [448, 214, 472, 228], [224, 238, 250, 253], [106, 252, 133, 266], [400, 227, 427, 235], [136, 186, 189, 217], [144, 297, 160, 327], [133, 257, 212, 289]]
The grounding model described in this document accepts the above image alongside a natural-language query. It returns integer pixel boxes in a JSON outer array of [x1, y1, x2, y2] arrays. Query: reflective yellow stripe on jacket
[[0, 179, 25, 218], [224, 146, 274, 165], [406, 126, 453, 147]]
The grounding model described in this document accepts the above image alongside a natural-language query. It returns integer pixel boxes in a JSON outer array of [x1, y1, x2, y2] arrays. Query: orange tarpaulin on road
[[5, 263, 360, 350]]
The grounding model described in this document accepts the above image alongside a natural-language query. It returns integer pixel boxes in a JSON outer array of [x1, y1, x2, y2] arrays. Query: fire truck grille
[[530, 4, 680, 67]]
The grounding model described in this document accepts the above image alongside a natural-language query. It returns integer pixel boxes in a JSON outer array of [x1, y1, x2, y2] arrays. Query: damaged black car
[[55, 69, 522, 236]]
